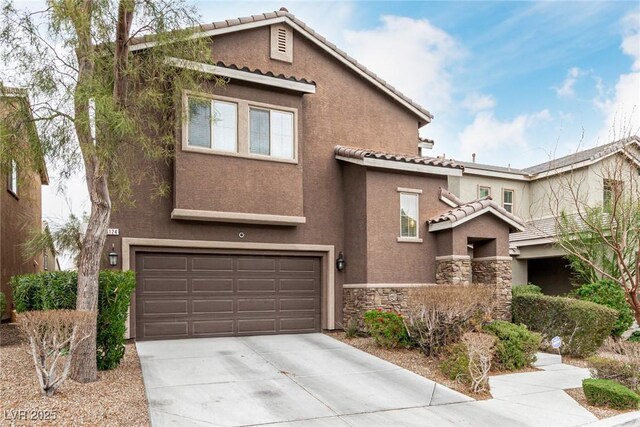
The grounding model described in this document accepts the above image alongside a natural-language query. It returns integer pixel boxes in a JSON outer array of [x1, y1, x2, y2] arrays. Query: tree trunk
[[70, 171, 111, 382]]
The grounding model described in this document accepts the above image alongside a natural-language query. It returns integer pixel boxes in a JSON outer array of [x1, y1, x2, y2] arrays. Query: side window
[[479, 186, 491, 198], [400, 193, 419, 238], [503, 189, 514, 213], [249, 108, 294, 159], [603, 179, 622, 211], [187, 97, 238, 151], [8, 159, 18, 196]]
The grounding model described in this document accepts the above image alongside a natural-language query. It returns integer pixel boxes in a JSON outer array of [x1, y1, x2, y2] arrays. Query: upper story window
[[603, 179, 622, 210], [188, 98, 237, 152], [502, 189, 514, 213], [249, 108, 294, 159], [400, 192, 419, 238], [7, 159, 18, 196], [479, 186, 491, 198], [184, 92, 297, 163]]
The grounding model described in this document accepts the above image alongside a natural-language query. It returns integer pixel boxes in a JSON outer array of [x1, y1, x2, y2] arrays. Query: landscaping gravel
[[0, 323, 150, 426]]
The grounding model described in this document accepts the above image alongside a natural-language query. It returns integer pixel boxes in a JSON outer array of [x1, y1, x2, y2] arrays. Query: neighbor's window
[[502, 189, 514, 213], [249, 107, 294, 159], [603, 179, 622, 211], [188, 97, 237, 152], [8, 159, 17, 195], [479, 186, 491, 198], [400, 193, 419, 238]]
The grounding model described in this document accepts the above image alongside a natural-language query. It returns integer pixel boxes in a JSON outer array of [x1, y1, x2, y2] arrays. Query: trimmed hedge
[[582, 378, 640, 410], [363, 309, 410, 348], [512, 284, 542, 297], [483, 321, 541, 370], [440, 342, 470, 383], [11, 271, 136, 370], [513, 294, 617, 357], [574, 281, 634, 337], [588, 356, 640, 392]]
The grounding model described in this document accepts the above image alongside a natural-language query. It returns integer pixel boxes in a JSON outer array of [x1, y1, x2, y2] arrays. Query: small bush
[[363, 309, 410, 348], [440, 342, 470, 383], [588, 356, 640, 392], [513, 293, 617, 357], [19, 310, 95, 396], [440, 333, 496, 393], [512, 284, 542, 296], [628, 331, 640, 343], [340, 316, 360, 339], [484, 321, 541, 370], [405, 285, 495, 356], [11, 270, 136, 370], [574, 281, 634, 337], [0, 292, 6, 317], [582, 378, 640, 410]]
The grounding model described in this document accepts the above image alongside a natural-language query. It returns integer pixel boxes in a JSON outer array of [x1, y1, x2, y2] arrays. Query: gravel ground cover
[[0, 322, 150, 426]]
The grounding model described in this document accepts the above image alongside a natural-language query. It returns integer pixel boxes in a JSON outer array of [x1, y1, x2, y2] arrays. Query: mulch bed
[[565, 387, 638, 420], [327, 331, 493, 400], [0, 323, 150, 426]]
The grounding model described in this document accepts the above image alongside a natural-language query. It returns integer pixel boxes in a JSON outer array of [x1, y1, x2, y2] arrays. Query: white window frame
[[186, 96, 238, 153], [397, 188, 422, 243], [8, 159, 18, 196], [502, 188, 514, 213], [478, 186, 491, 198], [182, 90, 298, 164], [248, 106, 295, 160]]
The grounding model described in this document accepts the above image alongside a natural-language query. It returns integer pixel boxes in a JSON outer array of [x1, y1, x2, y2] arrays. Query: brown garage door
[[135, 252, 321, 340]]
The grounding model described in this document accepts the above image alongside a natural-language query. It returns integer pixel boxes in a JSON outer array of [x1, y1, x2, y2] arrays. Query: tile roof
[[334, 145, 462, 169], [509, 216, 557, 242], [439, 187, 465, 206], [455, 160, 529, 175], [129, 9, 433, 122], [214, 61, 315, 85], [429, 194, 526, 231], [523, 136, 640, 174]]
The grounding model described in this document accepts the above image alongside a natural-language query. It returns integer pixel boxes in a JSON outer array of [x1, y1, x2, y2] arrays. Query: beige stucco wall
[[451, 174, 530, 220]]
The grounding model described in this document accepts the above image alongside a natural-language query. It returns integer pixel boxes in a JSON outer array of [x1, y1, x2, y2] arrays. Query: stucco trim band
[[428, 206, 526, 232], [336, 155, 463, 177], [121, 237, 336, 330], [472, 256, 513, 261], [171, 208, 306, 226], [165, 57, 316, 94], [435, 255, 471, 261], [343, 283, 437, 289]]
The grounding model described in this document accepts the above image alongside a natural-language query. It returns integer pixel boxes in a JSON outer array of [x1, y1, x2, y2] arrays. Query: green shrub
[[588, 356, 640, 392], [582, 378, 640, 410], [0, 292, 6, 317], [440, 342, 470, 383], [513, 294, 617, 357], [11, 270, 136, 370], [483, 320, 541, 370], [363, 309, 410, 348], [574, 281, 634, 337], [629, 331, 640, 343], [512, 284, 542, 297]]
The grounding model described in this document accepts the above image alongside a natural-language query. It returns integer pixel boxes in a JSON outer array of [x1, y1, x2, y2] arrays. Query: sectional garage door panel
[[135, 252, 321, 340]]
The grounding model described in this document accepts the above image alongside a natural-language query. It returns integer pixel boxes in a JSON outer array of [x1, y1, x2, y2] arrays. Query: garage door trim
[[121, 238, 336, 337]]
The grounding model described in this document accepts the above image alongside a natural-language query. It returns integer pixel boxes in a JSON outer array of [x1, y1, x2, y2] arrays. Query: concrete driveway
[[136, 334, 600, 427]]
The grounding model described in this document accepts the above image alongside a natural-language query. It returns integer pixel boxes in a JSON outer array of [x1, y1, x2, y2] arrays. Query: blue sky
[[195, 1, 639, 167], [9, 0, 638, 264]]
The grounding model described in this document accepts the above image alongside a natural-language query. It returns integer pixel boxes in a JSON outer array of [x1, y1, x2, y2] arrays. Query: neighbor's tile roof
[[509, 217, 557, 242], [455, 160, 528, 175], [214, 61, 316, 85], [429, 196, 526, 230], [129, 9, 433, 121], [439, 187, 465, 206], [334, 145, 462, 169], [523, 136, 640, 174]]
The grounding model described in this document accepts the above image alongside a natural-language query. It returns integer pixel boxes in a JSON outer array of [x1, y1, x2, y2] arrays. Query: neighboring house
[[447, 135, 640, 295], [106, 9, 523, 341], [0, 86, 50, 319]]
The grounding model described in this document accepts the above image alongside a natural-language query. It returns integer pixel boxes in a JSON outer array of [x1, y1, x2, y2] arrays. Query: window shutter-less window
[[188, 98, 211, 148], [250, 109, 270, 155], [212, 101, 237, 152], [270, 111, 293, 159]]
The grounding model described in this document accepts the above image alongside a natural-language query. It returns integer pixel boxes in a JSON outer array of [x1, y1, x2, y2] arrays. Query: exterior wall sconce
[[43, 254, 49, 271], [336, 251, 345, 271], [108, 244, 118, 267]]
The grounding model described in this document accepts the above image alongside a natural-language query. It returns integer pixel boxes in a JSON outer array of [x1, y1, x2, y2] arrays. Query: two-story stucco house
[[104, 9, 525, 341], [0, 86, 51, 320], [447, 135, 640, 295]]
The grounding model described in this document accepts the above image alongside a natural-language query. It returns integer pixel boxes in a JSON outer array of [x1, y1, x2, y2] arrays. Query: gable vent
[[271, 24, 293, 63]]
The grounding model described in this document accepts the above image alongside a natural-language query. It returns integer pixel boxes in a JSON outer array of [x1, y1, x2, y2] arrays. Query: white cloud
[[461, 92, 496, 113], [554, 67, 583, 98], [458, 109, 551, 156], [595, 8, 640, 141], [343, 15, 465, 112]]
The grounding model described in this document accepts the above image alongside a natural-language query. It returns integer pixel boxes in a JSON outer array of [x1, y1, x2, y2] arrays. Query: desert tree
[[1, 0, 224, 382], [543, 133, 640, 324]]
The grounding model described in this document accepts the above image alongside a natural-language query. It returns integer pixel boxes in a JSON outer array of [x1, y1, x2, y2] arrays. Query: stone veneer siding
[[343, 286, 413, 329], [472, 258, 513, 321], [436, 257, 471, 285]]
